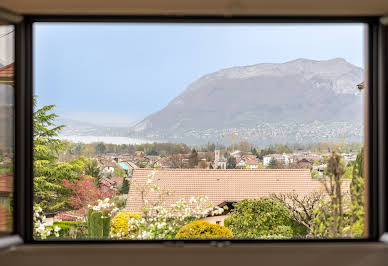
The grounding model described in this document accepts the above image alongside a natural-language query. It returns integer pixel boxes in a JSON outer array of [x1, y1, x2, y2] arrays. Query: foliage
[[113, 167, 126, 178], [62, 175, 114, 216], [85, 159, 102, 180], [349, 149, 364, 237], [33, 205, 60, 239], [271, 192, 323, 236], [224, 199, 307, 239], [34, 156, 88, 214], [311, 169, 319, 178], [88, 209, 110, 238], [267, 158, 284, 169], [87, 198, 119, 238], [199, 160, 208, 169], [95, 142, 106, 155], [188, 149, 199, 168], [176, 220, 233, 239], [120, 178, 130, 194], [311, 151, 364, 238], [226, 157, 237, 169], [33, 103, 71, 214], [33, 104, 65, 162], [237, 141, 251, 153], [111, 212, 142, 238], [46, 221, 87, 238], [312, 151, 346, 238]]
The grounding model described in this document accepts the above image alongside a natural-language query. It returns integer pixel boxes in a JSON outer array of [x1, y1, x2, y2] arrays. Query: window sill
[[1, 242, 388, 266]]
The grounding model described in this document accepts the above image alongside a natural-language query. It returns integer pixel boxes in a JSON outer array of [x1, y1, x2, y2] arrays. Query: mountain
[[130, 58, 364, 144]]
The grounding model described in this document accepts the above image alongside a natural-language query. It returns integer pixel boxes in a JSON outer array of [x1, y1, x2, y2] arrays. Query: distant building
[[263, 153, 293, 166], [214, 150, 226, 169], [218, 156, 227, 169]]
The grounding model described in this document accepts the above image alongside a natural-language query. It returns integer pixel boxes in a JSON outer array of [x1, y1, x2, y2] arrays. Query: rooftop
[[126, 168, 332, 212]]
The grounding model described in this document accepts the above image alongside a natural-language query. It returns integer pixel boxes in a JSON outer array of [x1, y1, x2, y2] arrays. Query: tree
[[267, 158, 283, 169], [349, 149, 364, 237], [271, 192, 323, 236], [33, 104, 65, 162], [199, 161, 208, 169], [170, 153, 183, 168], [113, 167, 126, 178], [62, 175, 114, 217], [238, 141, 251, 153], [85, 159, 102, 179], [95, 142, 106, 155], [33, 103, 72, 214], [224, 199, 307, 239], [226, 157, 237, 169], [311, 151, 347, 238], [188, 149, 199, 168], [120, 178, 130, 194]]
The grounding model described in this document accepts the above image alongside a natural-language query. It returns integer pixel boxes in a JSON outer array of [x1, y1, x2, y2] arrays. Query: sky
[[34, 23, 365, 127]]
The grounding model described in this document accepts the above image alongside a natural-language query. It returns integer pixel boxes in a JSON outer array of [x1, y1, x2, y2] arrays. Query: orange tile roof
[[126, 169, 345, 212], [0, 63, 14, 78]]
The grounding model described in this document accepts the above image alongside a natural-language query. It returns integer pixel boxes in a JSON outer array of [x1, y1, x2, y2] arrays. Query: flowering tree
[[63, 175, 114, 216], [33, 205, 60, 239]]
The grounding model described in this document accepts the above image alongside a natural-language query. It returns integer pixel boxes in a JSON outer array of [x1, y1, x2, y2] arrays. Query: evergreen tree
[[227, 157, 237, 169], [267, 158, 278, 169], [34, 103, 87, 214], [350, 149, 364, 237], [120, 178, 130, 194]]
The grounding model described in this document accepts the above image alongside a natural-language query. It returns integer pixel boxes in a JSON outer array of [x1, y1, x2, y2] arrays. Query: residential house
[[246, 159, 259, 169], [296, 158, 313, 169], [125, 169, 348, 226], [100, 177, 119, 193], [145, 155, 161, 166]]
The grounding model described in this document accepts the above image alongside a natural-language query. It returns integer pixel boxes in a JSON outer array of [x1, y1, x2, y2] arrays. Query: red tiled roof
[[125, 169, 344, 212], [0, 63, 14, 78]]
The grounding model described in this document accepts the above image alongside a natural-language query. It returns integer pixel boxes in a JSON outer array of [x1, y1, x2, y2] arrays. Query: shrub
[[111, 212, 142, 238], [224, 199, 307, 239], [88, 209, 111, 238], [47, 221, 87, 238], [176, 220, 233, 239]]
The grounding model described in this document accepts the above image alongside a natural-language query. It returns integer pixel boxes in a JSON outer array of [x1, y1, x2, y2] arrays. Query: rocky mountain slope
[[131, 58, 363, 144]]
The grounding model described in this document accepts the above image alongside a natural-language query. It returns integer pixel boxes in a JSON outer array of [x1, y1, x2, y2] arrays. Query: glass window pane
[[0, 24, 14, 235], [33, 23, 366, 240]]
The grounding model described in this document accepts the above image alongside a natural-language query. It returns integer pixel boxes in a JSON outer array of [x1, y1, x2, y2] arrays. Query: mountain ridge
[[131, 58, 363, 142]]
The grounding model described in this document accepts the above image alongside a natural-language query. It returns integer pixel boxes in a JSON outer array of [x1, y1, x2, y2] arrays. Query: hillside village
[[49, 145, 359, 231]]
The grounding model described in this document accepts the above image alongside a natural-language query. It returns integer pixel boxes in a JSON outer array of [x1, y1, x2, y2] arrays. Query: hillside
[[130, 58, 364, 144]]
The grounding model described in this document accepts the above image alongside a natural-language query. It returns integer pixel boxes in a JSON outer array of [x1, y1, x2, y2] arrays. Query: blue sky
[[34, 23, 364, 126]]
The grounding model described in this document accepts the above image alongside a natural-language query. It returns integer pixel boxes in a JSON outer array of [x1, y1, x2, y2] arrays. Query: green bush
[[111, 212, 142, 238], [224, 199, 307, 239], [175, 220, 233, 239], [46, 221, 87, 238], [88, 209, 111, 238]]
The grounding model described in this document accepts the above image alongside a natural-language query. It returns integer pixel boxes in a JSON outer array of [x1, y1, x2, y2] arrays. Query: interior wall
[[2, 0, 388, 16]]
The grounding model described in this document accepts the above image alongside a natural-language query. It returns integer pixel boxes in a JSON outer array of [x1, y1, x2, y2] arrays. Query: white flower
[[54, 226, 61, 232]]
